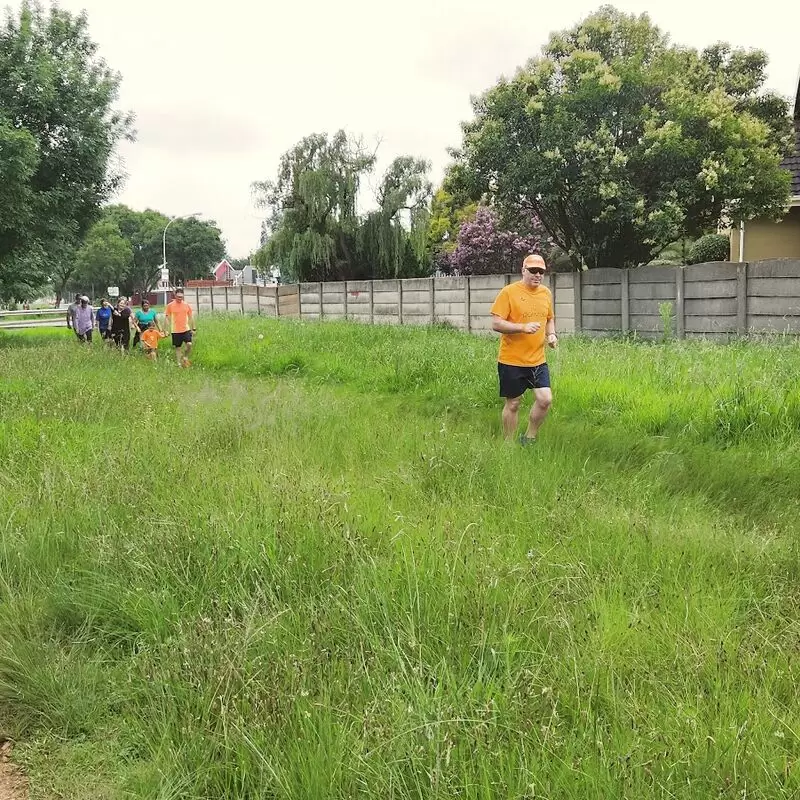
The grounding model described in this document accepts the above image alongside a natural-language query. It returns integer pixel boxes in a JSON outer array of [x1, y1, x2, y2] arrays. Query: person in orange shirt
[[140, 321, 166, 361], [164, 288, 196, 367], [490, 254, 558, 445]]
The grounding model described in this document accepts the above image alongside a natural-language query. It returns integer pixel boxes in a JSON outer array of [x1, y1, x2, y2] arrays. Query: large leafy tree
[[71, 220, 133, 297], [427, 187, 478, 268], [357, 156, 433, 278], [453, 6, 793, 269], [161, 216, 226, 282], [0, 118, 41, 300], [427, 164, 481, 262], [103, 205, 168, 296], [71, 206, 225, 296], [0, 2, 134, 302], [253, 131, 375, 282], [252, 132, 434, 281]]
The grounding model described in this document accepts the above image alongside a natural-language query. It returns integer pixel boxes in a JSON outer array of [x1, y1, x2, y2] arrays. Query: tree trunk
[[338, 232, 354, 276]]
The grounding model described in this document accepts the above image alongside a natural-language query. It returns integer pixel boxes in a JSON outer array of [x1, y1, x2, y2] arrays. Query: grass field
[[2, 318, 800, 799]]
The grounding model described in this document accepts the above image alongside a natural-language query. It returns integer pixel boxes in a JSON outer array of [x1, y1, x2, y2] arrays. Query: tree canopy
[[161, 216, 226, 283], [71, 206, 226, 297], [252, 132, 433, 281], [73, 220, 133, 298], [0, 1, 134, 302], [252, 131, 373, 282], [427, 182, 479, 270], [452, 6, 793, 269], [357, 156, 433, 279]]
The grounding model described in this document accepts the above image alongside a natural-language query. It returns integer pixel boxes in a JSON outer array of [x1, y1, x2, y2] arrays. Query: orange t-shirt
[[165, 300, 193, 333], [141, 329, 161, 350], [490, 281, 553, 367]]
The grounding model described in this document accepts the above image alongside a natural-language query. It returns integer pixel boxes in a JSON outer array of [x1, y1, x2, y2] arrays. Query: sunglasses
[[525, 267, 546, 275]]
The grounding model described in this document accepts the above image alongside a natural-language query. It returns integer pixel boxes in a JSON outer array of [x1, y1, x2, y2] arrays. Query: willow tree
[[358, 156, 432, 278], [252, 131, 375, 282], [253, 136, 435, 281]]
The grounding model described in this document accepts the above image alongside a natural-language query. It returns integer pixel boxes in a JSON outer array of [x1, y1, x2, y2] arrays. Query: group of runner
[[64, 254, 557, 440], [66, 288, 196, 367]]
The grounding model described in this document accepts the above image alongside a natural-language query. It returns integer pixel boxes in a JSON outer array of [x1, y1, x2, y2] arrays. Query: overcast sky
[[11, 0, 799, 258]]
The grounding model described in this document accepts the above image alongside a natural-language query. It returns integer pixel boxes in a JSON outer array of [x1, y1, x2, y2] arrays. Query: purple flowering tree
[[439, 206, 551, 275]]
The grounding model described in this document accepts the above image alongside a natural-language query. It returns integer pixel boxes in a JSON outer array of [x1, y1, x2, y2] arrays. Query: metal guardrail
[[0, 308, 68, 329]]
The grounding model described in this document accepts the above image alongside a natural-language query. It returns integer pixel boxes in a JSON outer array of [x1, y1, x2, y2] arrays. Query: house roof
[[784, 77, 800, 198], [796, 75, 800, 121], [213, 260, 232, 279], [784, 120, 800, 198]]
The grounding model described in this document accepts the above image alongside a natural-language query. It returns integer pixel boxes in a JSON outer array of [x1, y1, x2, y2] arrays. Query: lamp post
[[159, 213, 201, 307], [162, 212, 202, 273]]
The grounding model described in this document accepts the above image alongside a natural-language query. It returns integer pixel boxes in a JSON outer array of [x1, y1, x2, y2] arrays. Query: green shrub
[[687, 234, 730, 265]]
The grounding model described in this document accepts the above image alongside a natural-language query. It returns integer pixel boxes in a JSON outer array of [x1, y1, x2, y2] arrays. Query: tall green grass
[[1, 320, 800, 798]]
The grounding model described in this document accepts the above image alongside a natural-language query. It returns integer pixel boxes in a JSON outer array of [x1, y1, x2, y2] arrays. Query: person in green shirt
[[133, 299, 162, 349]]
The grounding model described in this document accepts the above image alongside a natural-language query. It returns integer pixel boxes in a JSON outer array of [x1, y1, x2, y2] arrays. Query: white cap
[[80, 295, 90, 302]]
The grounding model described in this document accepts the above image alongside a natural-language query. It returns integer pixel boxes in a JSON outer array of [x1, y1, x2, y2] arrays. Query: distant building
[[211, 259, 279, 286], [212, 259, 234, 282], [730, 75, 800, 261]]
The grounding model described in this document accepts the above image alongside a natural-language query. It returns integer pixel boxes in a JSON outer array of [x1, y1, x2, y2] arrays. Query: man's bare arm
[[545, 317, 558, 347], [492, 315, 540, 334]]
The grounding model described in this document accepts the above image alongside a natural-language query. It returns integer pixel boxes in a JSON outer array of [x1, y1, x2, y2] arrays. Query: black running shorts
[[498, 362, 551, 398]]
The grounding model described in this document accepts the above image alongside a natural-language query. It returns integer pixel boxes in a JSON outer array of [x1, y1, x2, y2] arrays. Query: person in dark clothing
[[110, 298, 133, 351]]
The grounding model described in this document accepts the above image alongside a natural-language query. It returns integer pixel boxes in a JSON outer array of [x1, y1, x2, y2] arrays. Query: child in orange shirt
[[141, 321, 166, 361]]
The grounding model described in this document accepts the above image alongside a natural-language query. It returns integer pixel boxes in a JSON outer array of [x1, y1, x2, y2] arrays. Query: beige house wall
[[730, 206, 800, 261]]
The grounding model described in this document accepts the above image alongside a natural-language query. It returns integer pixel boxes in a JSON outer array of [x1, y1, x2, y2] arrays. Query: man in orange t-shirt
[[165, 288, 196, 367], [490, 254, 558, 444]]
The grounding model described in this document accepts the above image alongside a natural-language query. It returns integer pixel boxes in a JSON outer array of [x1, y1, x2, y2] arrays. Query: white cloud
[[9, 0, 799, 257]]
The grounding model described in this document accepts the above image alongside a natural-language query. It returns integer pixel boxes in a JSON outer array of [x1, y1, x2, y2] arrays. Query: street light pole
[[162, 212, 202, 272], [160, 212, 202, 307]]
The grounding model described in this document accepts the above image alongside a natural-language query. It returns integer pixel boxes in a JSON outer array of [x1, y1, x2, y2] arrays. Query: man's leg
[[175, 342, 183, 366], [525, 387, 553, 439], [183, 338, 193, 363], [502, 397, 522, 440]]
